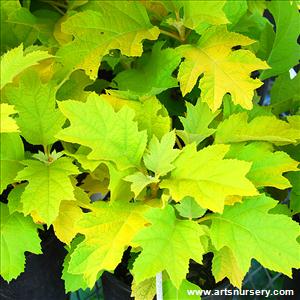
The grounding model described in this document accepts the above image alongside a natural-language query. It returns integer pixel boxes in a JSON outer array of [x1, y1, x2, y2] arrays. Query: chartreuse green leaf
[[0, 133, 24, 193], [260, 1, 300, 80], [53, 185, 94, 245], [143, 130, 180, 177], [212, 246, 244, 289], [114, 42, 181, 97], [210, 194, 300, 288], [175, 196, 206, 219], [160, 144, 257, 213], [63, 145, 101, 172], [177, 100, 220, 145], [80, 164, 109, 197], [7, 183, 26, 214], [132, 205, 207, 288], [0, 1, 38, 53], [163, 279, 201, 300], [15, 156, 79, 225], [0, 203, 41, 281], [62, 236, 89, 293], [105, 162, 134, 202], [215, 112, 300, 145], [53, 200, 84, 245], [270, 72, 300, 115], [6, 71, 65, 145], [57, 1, 160, 79], [163, 1, 228, 34], [131, 277, 156, 300], [124, 172, 159, 198], [0, 44, 51, 89], [223, 0, 247, 28], [67, 202, 149, 287], [288, 115, 300, 130], [56, 93, 147, 170], [225, 142, 299, 189], [56, 70, 93, 102], [0, 103, 19, 133], [102, 94, 171, 140], [177, 26, 268, 111], [222, 95, 274, 121]]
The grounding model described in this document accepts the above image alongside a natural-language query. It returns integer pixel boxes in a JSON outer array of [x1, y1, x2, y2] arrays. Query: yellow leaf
[[0, 103, 19, 133], [57, 1, 159, 79], [160, 144, 257, 212], [1, 44, 52, 89], [53, 200, 83, 245], [81, 164, 109, 196], [67, 201, 150, 287], [177, 26, 269, 111], [212, 246, 244, 289], [224, 195, 243, 206], [215, 112, 300, 145], [131, 278, 156, 300]]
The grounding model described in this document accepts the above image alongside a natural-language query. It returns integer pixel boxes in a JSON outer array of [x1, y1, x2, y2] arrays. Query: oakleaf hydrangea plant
[[1, 0, 299, 298]]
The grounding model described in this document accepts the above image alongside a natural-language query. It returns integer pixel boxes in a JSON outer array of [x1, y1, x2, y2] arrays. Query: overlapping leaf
[[215, 112, 300, 145], [0, 104, 19, 133], [131, 277, 156, 300], [0, 203, 41, 281], [270, 72, 300, 115], [57, 1, 160, 78], [177, 26, 268, 111], [225, 142, 299, 189], [143, 130, 180, 177], [0, 133, 24, 193], [132, 205, 207, 288], [56, 93, 147, 170], [212, 246, 243, 289], [114, 42, 181, 97], [160, 144, 257, 212], [0, 44, 51, 89], [124, 172, 159, 198], [210, 194, 300, 288], [163, 1, 228, 34], [163, 279, 201, 300], [177, 101, 220, 145], [15, 156, 79, 225], [102, 94, 171, 140], [67, 202, 149, 287], [6, 71, 65, 145], [260, 1, 300, 80]]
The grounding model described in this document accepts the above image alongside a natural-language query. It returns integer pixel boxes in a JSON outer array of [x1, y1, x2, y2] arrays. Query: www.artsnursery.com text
[[186, 288, 294, 298]]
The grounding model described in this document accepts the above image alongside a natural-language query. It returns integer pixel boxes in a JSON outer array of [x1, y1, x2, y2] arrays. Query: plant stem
[[42, 0, 68, 8], [159, 29, 182, 42], [198, 215, 213, 224], [175, 136, 183, 150], [43, 145, 50, 156], [150, 182, 159, 198], [55, 70, 73, 92]]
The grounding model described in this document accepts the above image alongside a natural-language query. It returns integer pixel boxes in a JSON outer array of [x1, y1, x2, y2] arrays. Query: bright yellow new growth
[[177, 26, 269, 111]]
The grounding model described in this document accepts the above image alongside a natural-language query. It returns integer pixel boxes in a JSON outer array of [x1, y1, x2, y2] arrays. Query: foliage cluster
[[1, 0, 300, 298]]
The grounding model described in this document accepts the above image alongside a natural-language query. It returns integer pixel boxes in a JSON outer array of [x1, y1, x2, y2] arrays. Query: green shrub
[[1, 0, 299, 297]]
